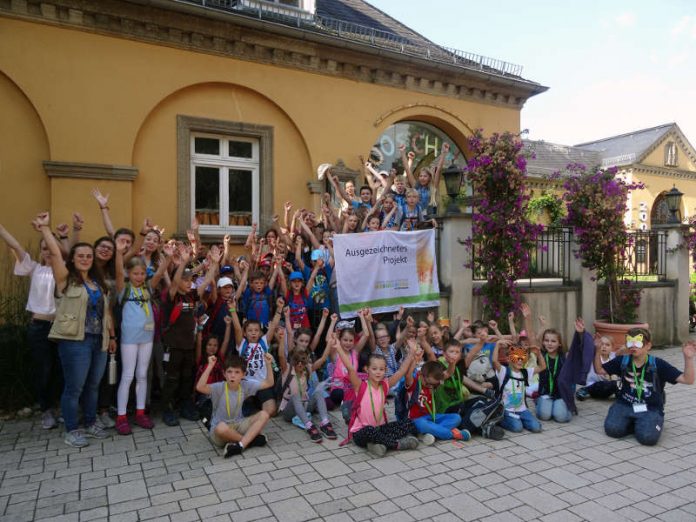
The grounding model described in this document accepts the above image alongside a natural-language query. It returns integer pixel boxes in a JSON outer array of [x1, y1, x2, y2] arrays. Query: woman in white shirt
[[0, 223, 60, 429]]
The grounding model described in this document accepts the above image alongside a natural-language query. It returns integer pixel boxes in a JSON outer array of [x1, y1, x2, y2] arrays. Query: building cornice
[[0, 0, 545, 109], [632, 164, 696, 181], [44, 160, 138, 181]]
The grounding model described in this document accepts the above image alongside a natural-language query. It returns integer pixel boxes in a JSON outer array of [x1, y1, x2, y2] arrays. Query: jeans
[[27, 319, 62, 412], [58, 334, 107, 432], [282, 386, 330, 426], [412, 413, 461, 440], [536, 395, 572, 423], [500, 409, 542, 433], [604, 401, 664, 446]]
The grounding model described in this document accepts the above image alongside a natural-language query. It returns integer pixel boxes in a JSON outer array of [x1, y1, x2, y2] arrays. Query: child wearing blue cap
[[280, 270, 312, 330]]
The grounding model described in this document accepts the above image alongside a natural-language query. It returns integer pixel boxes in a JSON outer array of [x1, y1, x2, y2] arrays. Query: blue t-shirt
[[416, 185, 430, 213], [351, 200, 372, 211], [119, 284, 155, 344], [464, 342, 496, 362], [302, 264, 332, 309], [241, 287, 272, 326]]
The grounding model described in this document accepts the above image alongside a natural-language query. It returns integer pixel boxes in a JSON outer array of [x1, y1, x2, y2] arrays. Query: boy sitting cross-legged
[[196, 353, 274, 458]]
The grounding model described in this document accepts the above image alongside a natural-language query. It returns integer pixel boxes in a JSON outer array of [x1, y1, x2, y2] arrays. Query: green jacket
[[434, 356, 470, 412]]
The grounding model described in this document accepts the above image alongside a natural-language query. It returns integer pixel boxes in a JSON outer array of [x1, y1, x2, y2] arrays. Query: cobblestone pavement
[[1, 346, 695, 522]]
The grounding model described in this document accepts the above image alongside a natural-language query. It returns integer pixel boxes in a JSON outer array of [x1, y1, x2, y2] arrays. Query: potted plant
[[562, 163, 647, 347]]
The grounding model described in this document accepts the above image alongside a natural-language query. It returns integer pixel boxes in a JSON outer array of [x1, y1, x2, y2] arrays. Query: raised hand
[[575, 317, 585, 333], [508, 311, 515, 321], [322, 308, 330, 318], [92, 188, 109, 208], [520, 303, 531, 318], [683, 341, 696, 358], [55, 223, 69, 237], [72, 212, 84, 230], [191, 217, 200, 231], [207, 355, 217, 367], [35, 212, 50, 228], [162, 243, 175, 258], [276, 296, 285, 309], [488, 320, 498, 330], [116, 236, 130, 254], [209, 245, 222, 264]]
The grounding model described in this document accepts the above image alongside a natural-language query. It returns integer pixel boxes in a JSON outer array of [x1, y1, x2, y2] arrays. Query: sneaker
[[418, 433, 436, 446], [291, 415, 305, 430], [396, 435, 419, 451], [482, 423, 505, 441], [64, 430, 89, 448], [248, 434, 268, 448], [366, 443, 387, 457], [134, 413, 154, 430], [115, 416, 132, 436], [319, 422, 337, 440], [97, 411, 115, 429], [41, 410, 57, 430], [85, 423, 109, 439], [224, 442, 243, 458], [576, 387, 590, 402], [162, 410, 180, 427], [451, 428, 471, 441], [307, 425, 323, 443]]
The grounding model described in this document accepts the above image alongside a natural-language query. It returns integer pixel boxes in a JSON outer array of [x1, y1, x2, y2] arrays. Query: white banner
[[333, 229, 439, 318]]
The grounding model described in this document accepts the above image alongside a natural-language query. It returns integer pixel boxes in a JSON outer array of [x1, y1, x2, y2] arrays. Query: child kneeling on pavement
[[196, 353, 273, 458], [596, 328, 695, 446]]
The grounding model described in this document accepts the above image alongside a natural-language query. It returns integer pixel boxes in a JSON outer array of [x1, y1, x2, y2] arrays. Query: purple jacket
[[558, 331, 595, 414]]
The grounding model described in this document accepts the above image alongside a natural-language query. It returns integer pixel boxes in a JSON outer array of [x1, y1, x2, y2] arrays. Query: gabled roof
[[523, 139, 601, 178], [574, 123, 675, 167]]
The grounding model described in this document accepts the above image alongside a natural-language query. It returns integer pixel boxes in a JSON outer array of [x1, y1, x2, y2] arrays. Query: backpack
[[113, 282, 151, 332], [458, 395, 505, 434], [394, 371, 421, 421], [619, 355, 664, 405], [467, 351, 494, 383], [339, 380, 389, 446]]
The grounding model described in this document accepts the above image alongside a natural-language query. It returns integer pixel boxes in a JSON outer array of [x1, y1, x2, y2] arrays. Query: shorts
[[210, 411, 263, 447]]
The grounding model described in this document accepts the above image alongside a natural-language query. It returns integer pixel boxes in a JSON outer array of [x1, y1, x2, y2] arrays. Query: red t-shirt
[[285, 289, 311, 329], [407, 372, 436, 420]]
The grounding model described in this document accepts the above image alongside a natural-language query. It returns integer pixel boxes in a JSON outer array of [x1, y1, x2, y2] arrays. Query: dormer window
[[237, 0, 316, 16], [664, 141, 678, 167]]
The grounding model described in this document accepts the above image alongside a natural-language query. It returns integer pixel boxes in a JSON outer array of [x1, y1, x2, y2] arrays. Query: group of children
[[1, 148, 695, 453]]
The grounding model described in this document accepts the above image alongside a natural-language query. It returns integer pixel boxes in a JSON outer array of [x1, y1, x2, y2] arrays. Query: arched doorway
[[650, 191, 682, 226]]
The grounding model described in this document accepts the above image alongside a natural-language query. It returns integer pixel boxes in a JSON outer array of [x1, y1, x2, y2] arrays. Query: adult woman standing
[[0, 223, 60, 429], [35, 212, 117, 447]]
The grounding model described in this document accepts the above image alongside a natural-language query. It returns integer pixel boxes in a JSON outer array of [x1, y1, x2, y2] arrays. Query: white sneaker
[[85, 423, 109, 439], [97, 412, 115, 429], [64, 430, 89, 448], [418, 433, 436, 446], [41, 410, 57, 430]]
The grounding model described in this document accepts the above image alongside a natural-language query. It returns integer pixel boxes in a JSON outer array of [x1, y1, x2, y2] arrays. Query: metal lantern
[[442, 164, 462, 214], [665, 185, 683, 224]]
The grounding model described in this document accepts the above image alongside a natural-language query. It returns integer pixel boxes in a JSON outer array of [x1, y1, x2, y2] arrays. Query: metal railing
[[620, 230, 667, 281], [473, 227, 572, 285], [179, 0, 524, 77]]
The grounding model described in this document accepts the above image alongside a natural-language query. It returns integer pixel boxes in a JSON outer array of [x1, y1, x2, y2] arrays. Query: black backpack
[[498, 365, 530, 407]]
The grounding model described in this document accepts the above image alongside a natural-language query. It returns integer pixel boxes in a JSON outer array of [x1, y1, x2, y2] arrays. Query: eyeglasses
[[96, 244, 114, 251]]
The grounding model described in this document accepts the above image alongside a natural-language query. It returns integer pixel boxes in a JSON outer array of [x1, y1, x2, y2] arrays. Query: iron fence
[[621, 230, 667, 281], [473, 227, 572, 285]]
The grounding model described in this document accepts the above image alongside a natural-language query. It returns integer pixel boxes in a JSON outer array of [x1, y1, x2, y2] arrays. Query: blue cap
[[220, 265, 234, 274], [311, 248, 324, 261], [289, 271, 304, 281]]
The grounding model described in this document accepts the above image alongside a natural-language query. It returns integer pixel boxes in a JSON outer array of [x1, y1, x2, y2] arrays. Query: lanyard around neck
[[368, 382, 385, 424], [545, 353, 559, 395], [224, 381, 243, 419], [632, 360, 648, 402]]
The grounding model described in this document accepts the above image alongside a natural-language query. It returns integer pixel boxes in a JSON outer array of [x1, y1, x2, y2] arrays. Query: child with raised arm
[[196, 354, 273, 458], [334, 333, 420, 456], [535, 327, 572, 423], [229, 297, 284, 416], [595, 328, 695, 446], [493, 340, 546, 433]]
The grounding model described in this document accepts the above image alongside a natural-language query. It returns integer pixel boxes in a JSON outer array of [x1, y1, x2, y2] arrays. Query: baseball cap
[[217, 277, 235, 288], [289, 271, 304, 281]]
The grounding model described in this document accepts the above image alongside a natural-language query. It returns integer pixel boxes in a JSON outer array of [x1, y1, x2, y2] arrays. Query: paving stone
[[107, 479, 148, 504]]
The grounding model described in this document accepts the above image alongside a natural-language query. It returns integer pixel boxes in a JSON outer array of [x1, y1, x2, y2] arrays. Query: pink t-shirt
[[350, 381, 388, 433]]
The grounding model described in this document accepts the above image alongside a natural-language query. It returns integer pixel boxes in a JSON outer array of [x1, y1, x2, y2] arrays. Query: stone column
[[569, 234, 597, 324], [664, 226, 690, 344], [439, 212, 473, 320]]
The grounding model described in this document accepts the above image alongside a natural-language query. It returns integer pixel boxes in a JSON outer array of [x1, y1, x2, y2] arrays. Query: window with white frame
[[191, 133, 259, 235], [664, 142, 678, 167]]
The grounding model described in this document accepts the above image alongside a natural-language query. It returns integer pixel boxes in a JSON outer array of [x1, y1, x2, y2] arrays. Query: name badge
[[633, 403, 648, 413], [163, 352, 170, 362], [144, 322, 155, 331]]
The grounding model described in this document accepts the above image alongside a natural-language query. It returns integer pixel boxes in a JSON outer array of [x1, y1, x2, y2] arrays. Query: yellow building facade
[[0, 0, 546, 250]]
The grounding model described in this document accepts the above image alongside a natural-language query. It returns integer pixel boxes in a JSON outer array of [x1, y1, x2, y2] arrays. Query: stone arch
[[131, 82, 314, 235], [650, 190, 682, 226], [0, 71, 51, 245]]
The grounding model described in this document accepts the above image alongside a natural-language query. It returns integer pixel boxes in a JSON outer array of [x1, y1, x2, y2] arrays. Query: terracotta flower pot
[[593, 320, 650, 350]]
